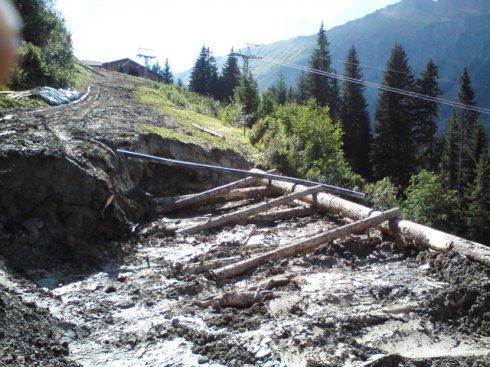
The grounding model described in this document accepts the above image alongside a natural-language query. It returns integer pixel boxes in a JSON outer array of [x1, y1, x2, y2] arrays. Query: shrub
[[250, 101, 359, 188], [403, 170, 459, 232], [364, 178, 400, 210], [9, 0, 75, 89]]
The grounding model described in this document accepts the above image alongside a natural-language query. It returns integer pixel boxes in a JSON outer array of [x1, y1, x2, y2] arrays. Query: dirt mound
[[0, 285, 79, 366], [418, 251, 490, 336]]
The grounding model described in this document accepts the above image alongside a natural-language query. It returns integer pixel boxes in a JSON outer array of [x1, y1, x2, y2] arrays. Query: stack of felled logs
[[151, 168, 490, 307]]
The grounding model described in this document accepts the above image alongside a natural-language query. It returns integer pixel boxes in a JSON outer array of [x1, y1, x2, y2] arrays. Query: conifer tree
[[295, 71, 310, 104], [287, 87, 295, 102], [340, 46, 371, 178], [467, 153, 490, 244], [276, 72, 288, 105], [463, 118, 488, 197], [162, 58, 174, 85], [371, 44, 416, 187], [265, 73, 288, 107], [151, 62, 163, 81], [218, 50, 241, 102], [455, 68, 479, 197], [235, 71, 260, 127], [440, 110, 461, 190], [307, 23, 339, 119], [414, 59, 441, 171], [189, 46, 219, 98]]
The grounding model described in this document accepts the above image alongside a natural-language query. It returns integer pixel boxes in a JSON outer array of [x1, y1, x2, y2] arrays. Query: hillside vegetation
[[137, 83, 259, 158]]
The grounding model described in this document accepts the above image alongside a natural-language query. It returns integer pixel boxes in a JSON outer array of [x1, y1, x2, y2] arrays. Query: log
[[154, 187, 281, 214], [248, 206, 314, 224], [183, 256, 242, 274], [218, 291, 274, 307], [262, 179, 490, 267], [243, 273, 296, 292], [177, 185, 323, 235], [153, 169, 277, 214], [211, 208, 401, 280], [192, 123, 225, 140], [197, 274, 295, 308]]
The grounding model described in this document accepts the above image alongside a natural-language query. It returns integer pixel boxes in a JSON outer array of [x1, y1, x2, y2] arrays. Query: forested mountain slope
[[218, 0, 490, 130]]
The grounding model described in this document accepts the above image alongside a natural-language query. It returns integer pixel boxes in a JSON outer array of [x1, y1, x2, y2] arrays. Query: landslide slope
[[0, 70, 254, 271]]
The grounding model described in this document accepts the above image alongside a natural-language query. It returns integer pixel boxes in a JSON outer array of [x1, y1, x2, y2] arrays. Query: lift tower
[[137, 48, 156, 79]]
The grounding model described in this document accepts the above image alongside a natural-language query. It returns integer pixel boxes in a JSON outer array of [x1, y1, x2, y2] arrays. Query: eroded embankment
[[0, 72, 251, 272]]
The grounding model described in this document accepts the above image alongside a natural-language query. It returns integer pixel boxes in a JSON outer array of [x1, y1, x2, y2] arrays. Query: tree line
[[186, 24, 490, 245]]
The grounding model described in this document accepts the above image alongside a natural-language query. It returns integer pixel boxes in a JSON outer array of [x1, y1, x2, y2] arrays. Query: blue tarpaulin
[[36, 87, 81, 106]]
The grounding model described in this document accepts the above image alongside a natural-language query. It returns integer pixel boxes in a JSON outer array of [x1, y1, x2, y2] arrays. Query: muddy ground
[[1, 71, 489, 366]]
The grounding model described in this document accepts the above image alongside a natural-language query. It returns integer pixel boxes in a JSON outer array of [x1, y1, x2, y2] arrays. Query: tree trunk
[[154, 187, 281, 214], [211, 208, 401, 280], [197, 274, 295, 308], [262, 178, 490, 267], [248, 206, 314, 223], [177, 185, 323, 235], [153, 169, 276, 214], [191, 123, 225, 140]]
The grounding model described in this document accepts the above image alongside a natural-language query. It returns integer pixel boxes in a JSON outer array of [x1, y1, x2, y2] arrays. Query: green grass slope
[[136, 83, 259, 159]]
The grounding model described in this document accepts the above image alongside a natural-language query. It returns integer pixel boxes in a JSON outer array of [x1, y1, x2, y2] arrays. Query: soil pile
[[0, 284, 79, 366]]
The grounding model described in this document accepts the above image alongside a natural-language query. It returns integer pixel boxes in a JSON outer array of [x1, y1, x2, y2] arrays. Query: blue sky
[[55, 0, 401, 72]]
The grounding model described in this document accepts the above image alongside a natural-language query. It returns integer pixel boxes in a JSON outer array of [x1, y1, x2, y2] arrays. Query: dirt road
[[1, 72, 489, 366]]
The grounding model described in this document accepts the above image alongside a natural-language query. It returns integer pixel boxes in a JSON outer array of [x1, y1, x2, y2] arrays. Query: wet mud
[[4, 199, 488, 366]]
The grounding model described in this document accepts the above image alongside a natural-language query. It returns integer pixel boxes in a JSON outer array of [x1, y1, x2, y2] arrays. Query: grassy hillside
[[136, 83, 259, 159]]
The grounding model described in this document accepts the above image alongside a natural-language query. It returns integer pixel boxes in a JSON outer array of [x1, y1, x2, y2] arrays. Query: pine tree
[[467, 153, 490, 244], [287, 87, 295, 102], [464, 118, 489, 197], [308, 23, 330, 106], [340, 46, 371, 178], [414, 59, 441, 171], [235, 71, 260, 127], [218, 50, 241, 102], [162, 58, 174, 85], [371, 44, 416, 187], [455, 68, 479, 197], [151, 62, 163, 81], [265, 72, 288, 107], [440, 110, 461, 190], [276, 72, 288, 105], [295, 71, 310, 104], [307, 23, 339, 118], [189, 46, 219, 98]]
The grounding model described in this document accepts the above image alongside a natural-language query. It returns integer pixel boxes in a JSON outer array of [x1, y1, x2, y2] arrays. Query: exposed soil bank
[[0, 72, 251, 271]]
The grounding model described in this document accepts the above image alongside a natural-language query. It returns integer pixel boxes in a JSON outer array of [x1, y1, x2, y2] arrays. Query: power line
[[242, 53, 490, 116], [330, 57, 490, 91]]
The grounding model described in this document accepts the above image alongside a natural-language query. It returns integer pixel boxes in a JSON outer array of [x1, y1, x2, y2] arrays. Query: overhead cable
[[246, 54, 490, 115]]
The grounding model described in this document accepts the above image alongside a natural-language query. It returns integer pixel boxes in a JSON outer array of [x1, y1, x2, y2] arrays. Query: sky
[[55, 0, 401, 72]]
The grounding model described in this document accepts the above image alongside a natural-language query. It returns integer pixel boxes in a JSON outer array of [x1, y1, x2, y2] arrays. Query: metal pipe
[[117, 149, 366, 200]]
